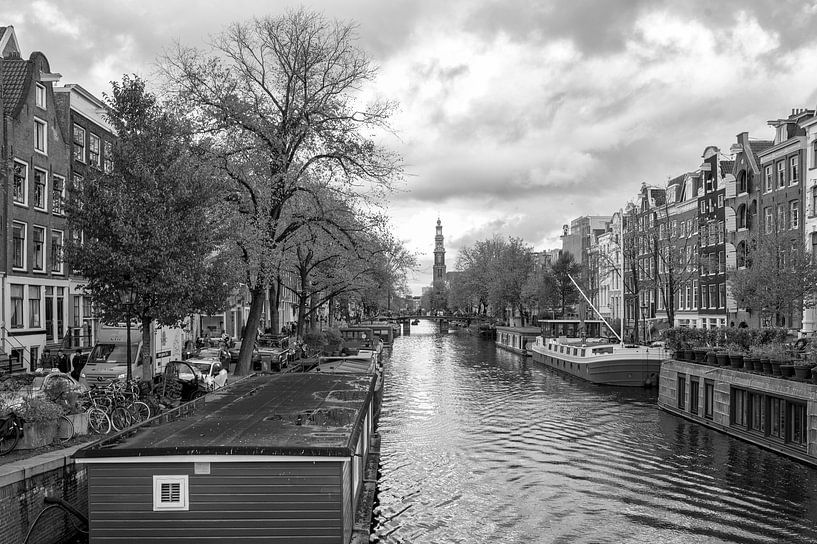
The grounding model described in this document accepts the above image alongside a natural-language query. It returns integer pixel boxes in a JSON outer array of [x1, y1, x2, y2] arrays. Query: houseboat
[[659, 360, 817, 467], [74, 373, 378, 543], [495, 326, 541, 356], [528, 320, 665, 387]]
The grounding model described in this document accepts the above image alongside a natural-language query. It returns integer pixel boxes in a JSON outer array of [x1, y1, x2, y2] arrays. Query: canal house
[[74, 373, 377, 543], [659, 360, 817, 467], [495, 326, 541, 356]]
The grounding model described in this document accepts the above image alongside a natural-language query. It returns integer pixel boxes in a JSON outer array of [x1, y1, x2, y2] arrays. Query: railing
[[0, 326, 27, 374]]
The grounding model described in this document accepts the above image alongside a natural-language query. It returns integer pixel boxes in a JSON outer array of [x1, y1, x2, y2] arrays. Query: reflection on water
[[373, 321, 817, 543]]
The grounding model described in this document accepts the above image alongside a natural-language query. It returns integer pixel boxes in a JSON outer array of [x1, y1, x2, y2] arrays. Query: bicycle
[[0, 411, 24, 455], [55, 414, 74, 444]]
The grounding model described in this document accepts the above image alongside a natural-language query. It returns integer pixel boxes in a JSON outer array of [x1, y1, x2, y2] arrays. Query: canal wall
[[0, 445, 87, 544], [659, 359, 817, 467]]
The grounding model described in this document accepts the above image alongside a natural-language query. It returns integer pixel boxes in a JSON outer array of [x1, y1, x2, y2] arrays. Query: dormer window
[[35, 83, 46, 109]]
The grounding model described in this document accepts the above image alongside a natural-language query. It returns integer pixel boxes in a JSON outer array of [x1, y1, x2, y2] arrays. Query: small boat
[[411, 319, 419, 325]]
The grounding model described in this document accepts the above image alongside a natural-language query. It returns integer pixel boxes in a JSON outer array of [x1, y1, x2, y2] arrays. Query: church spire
[[433, 218, 446, 286]]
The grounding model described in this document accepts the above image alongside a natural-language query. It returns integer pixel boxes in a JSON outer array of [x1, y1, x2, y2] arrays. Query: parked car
[[225, 341, 261, 371], [183, 358, 228, 391], [258, 335, 289, 371], [161, 361, 212, 402]]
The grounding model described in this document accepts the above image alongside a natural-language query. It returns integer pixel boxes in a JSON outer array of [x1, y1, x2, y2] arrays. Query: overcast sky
[[6, 1, 817, 294]]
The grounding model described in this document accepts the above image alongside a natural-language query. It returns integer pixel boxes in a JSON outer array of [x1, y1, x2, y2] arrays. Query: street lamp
[[119, 288, 136, 383]]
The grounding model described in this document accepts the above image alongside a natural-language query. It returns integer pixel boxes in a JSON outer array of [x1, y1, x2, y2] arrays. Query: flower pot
[[716, 353, 730, 366], [780, 364, 795, 378], [811, 368, 817, 385], [729, 354, 744, 369], [794, 365, 814, 380], [18, 421, 58, 449], [707, 352, 717, 365], [694, 349, 707, 363], [753, 358, 765, 372], [761, 360, 773, 374], [770, 361, 782, 376], [743, 357, 757, 371]]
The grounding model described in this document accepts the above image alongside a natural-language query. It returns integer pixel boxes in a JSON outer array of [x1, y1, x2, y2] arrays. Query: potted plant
[[793, 350, 816, 380], [726, 345, 744, 369], [744, 346, 760, 371], [15, 398, 64, 449], [706, 350, 718, 365]]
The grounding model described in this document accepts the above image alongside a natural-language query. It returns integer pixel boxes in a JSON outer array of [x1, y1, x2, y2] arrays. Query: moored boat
[[529, 327, 665, 387]]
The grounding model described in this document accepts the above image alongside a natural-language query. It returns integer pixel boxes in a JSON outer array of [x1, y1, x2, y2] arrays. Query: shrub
[[303, 331, 326, 352], [16, 398, 65, 423]]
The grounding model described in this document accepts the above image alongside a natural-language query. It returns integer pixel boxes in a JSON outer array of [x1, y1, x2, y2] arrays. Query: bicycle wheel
[[86, 407, 111, 435], [0, 419, 21, 455], [55, 415, 74, 444], [131, 401, 151, 423], [109, 406, 131, 432]]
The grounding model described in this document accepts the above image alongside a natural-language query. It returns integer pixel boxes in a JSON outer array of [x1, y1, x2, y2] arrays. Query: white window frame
[[52, 175, 65, 216], [12, 221, 27, 271], [777, 161, 785, 188], [790, 200, 800, 230], [73, 124, 86, 163], [35, 83, 46, 109], [764, 165, 773, 192], [152, 475, 188, 511], [33, 168, 47, 211], [89, 133, 101, 168], [790, 156, 799, 185], [34, 117, 47, 155], [50, 229, 64, 274], [13, 159, 28, 206], [103, 140, 113, 173], [32, 225, 46, 272]]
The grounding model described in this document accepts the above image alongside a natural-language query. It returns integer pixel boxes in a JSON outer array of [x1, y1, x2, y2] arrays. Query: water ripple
[[373, 323, 817, 543]]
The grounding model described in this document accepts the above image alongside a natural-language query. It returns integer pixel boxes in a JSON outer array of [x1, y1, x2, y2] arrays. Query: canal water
[[373, 321, 817, 543]]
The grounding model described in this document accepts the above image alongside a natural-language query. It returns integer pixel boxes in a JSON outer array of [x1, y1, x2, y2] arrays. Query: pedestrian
[[70, 349, 84, 381], [41, 348, 51, 370], [57, 349, 69, 373]]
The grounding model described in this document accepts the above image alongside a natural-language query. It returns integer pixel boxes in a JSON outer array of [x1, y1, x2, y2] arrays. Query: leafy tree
[[551, 252, 581, 317], [731, 231, 817, 327], [162, 9, 402, 374], [65, 75, 233, 382], [521, 267, 559, 322]]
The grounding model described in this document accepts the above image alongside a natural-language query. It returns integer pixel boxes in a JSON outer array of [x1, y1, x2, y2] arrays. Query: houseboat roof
[[495, 326, 542, 333], [74, 373, 374, 460]]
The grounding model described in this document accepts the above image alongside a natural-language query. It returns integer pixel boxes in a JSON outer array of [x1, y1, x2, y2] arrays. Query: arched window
[[746, 171, 754, 193], [748, 200, 757, 230], [737, 170, 747, 194], [737, 204, 747, 229], [737, 241, 747, 268]]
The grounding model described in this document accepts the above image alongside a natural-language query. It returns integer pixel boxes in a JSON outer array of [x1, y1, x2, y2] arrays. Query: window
[[748, 391, 763, 432], [13, 222, 26, 269], [720, 283, 726, 309], [718, 251, 725, 274], [89, 134, 101, 167], [153, 475, 188, 511], [73, 174, 83, 211], [50, 230, 64, 274], [765, 165, 773, 192], [103, 140, 113, 173], [777, 161, 785, 188], [677, 374, 686, 409], [73, 124, 85, 162], [699, 200, 706, 214], [29, 286, 41, 328], [737, 170, 747, 194], [52, 175, 64, 215], [704, 380, 714, 420], [788, 402, 807, 446], [764, 207, 773, 234], [708, 284, 717, 308], [33, 169, 47, 210], [737, 204, 747, 229], [768, 397, 784, 439], [690, 378, 700, 415], [790, 156, 799, 184], [813, 140, 817, 169], [812, 186, 817, 217], [790, 200, 800, 229], [32, 226, 45, 271], [777, 204, 785, 232], [718, 194, 724, 208], [10, 285, 23, 329], [13, 160, 27, 205], [732, 388, 747, 427], [34, 118, 47, 154], [35, 83, 46, 108]]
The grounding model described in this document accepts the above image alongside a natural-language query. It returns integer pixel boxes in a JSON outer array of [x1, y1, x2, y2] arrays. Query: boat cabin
[[495, 326, 541, 356], [538, 319, 611, 341], [74, 373, 377, 543]]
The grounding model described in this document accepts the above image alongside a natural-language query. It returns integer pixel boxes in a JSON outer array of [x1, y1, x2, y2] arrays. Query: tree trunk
[[141, 316, 154, 385], [269, 282, 280, 335], [235, 285, 265, 376]]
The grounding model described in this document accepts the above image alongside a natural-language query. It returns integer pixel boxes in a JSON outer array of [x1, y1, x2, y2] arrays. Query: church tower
[[433, 218, 446, 286]]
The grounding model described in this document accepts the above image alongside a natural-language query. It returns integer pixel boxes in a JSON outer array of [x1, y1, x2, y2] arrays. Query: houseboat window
[[748, 392, 763, 432], [787, 402, 807, 447], [768, 397, 784, 439], [703, 380, 714, 419], [689, 378, 699, 415], [677, 374, 686, 410], [731, 388, 747, 427]]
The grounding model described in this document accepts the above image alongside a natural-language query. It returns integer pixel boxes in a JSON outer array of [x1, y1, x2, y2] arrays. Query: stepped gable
[[2, 56, 31, 115]]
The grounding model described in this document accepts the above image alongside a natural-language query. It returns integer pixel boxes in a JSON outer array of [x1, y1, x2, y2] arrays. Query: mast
[[619, 209, 625, 347]]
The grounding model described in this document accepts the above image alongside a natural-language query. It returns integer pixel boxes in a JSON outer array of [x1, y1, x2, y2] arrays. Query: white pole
[[568, 274, 621, 343], [619, 209, 625, 347]]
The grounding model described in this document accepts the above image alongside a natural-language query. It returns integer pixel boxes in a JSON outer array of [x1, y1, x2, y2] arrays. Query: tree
[[65, 75, 233, 383], [730, 231, 817, 327], [551, 252, 581, 317], [521, 266, 559, 322], [162, 9, 402, 375]]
